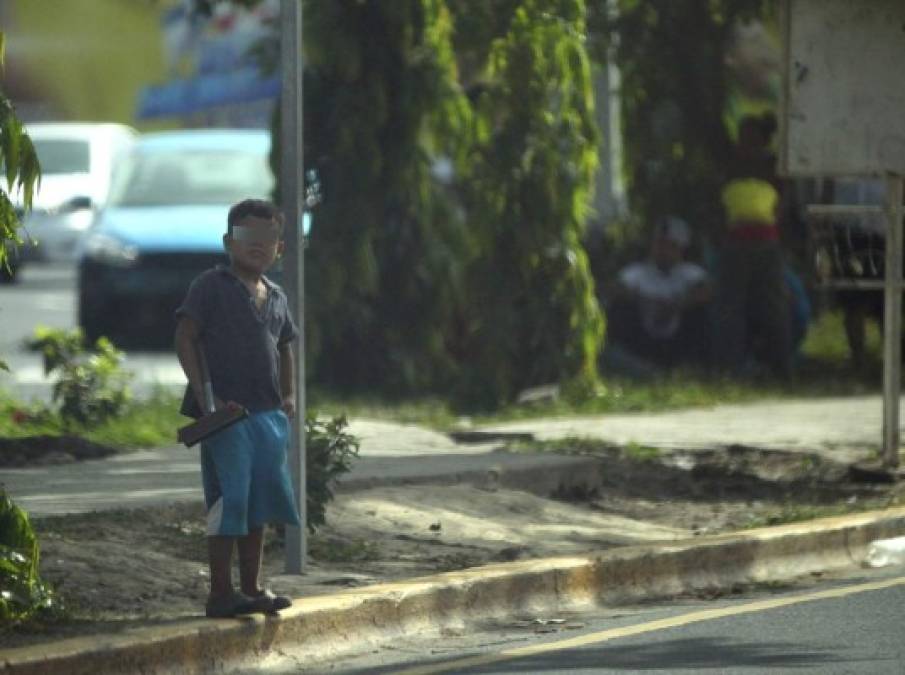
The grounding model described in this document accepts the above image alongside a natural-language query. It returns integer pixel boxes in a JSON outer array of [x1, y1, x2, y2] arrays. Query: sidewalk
[[481, 394, 898, 462], [2, 419, 582, 516], [2, 394, 895, 516]]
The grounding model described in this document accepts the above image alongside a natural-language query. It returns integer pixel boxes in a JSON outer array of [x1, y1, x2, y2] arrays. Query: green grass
[[309, 536, 381, 563], [623, 441, 661, 462], [83, 390, 186, 448], [741, 497, 895, 530], [506, 437, 662, 463], [0, 388, 185, 449], [315, 309, 887, 429], [307, 377, 791, 430], [503, 437, 619, 456], [800, 308, 882, 364]]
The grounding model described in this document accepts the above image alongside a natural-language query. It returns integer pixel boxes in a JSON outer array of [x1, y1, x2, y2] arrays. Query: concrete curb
[[4, 506, 905, 674]]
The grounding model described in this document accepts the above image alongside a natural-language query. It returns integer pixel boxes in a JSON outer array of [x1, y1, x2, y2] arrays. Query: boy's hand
[[281, 398, 296, 419], [213, 397, 243, 413]]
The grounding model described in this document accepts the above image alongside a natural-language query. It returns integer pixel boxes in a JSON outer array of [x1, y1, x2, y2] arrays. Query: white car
[[2, 122, 137, 281]]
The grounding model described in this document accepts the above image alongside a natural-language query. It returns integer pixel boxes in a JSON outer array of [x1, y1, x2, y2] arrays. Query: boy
[[174, 198, 300, 618]]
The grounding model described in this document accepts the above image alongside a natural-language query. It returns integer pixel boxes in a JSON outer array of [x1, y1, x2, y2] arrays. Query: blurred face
[[224, 215, 284, 274], [651, 233, 683, 270]]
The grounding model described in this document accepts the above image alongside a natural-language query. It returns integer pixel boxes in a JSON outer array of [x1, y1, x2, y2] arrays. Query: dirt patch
[[548, 443, 899, 532], [0, 435, 117, 467], [2, 444, 902, 650]]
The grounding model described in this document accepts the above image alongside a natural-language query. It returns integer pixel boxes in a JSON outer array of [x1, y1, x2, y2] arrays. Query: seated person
[[600, 216, 712, 377]]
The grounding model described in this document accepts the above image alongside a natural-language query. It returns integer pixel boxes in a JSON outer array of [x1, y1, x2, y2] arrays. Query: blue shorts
[[200, 409, 301, 536]]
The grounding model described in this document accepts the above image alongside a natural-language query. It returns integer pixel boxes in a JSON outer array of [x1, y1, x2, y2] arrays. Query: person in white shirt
[[601, 216, 712, 376]]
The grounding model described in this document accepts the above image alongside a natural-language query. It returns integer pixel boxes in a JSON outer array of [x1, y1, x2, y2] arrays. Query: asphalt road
[[310, 566, 905, 675], [0, 261, 186, 401]]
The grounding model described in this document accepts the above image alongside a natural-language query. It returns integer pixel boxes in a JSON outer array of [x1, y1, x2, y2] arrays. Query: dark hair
[[227, 199, 284, 236], [738, 111, 777, 143]]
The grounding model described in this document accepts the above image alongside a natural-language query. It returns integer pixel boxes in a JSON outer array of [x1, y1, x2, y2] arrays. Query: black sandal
[[253, 588, 292, 613], [205, 591, 272, 618]]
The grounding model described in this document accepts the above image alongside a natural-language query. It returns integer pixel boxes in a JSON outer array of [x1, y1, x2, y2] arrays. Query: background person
[[600, 216, 712, 377], [713, 112, 794, 378]]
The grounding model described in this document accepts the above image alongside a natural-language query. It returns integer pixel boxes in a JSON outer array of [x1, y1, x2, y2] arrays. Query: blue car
[[77, 129, 274, 347]]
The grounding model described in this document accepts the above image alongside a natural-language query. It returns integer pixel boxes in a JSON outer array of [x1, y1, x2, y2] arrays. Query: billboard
[[780, 0, 905, 176], [137, 0, 280, 128]]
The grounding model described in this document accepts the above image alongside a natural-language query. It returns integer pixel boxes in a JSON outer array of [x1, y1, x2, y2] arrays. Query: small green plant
[[26, 327, 132, 428], [623, 442, 661, 463], [309, 536, 380, 563], [741, 501, 881, 530], [0, 491, 62, 626], [306, 414, 360, 532], [507, 436, 622, 457]]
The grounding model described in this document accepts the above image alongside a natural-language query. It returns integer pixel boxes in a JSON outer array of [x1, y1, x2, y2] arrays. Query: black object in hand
[[178, 406, 249, 447]]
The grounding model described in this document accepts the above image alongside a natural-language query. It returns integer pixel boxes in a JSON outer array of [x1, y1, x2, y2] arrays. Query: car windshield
[[32, 139, 91, 174], [106, 148, 273, 207]]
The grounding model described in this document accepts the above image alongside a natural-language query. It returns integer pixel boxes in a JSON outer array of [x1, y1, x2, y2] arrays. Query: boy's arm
[[278, 342, 296, 418], [174, 316, 208, 413]]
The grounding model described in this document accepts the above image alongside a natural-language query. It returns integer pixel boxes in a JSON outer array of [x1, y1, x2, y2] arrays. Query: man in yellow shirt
[[713, 113, 793, 378]]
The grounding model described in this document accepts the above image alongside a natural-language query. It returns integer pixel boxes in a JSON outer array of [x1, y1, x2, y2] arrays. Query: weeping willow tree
[[299, 0, 473, 394], [457, 0, 604, 407], [587, 0, 775, 246], [264, 1, 605, 405]]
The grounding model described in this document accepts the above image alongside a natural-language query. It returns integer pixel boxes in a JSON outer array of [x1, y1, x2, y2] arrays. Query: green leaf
[[18, 132, 41, 209], [3, 115, 22, 192]]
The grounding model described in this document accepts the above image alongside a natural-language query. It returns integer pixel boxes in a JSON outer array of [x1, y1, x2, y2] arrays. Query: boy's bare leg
[[237, 527, 264, 596], [238, 528, 292, 612], [208, 536, 236, 598]]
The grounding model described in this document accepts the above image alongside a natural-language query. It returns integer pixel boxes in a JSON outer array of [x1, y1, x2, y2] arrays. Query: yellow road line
[[393, 575, 905, 675]]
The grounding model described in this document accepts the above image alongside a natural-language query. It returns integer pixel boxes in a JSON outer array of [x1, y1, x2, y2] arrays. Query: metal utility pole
[[882, 175, 904, 468], [280, 0, 306, 572]]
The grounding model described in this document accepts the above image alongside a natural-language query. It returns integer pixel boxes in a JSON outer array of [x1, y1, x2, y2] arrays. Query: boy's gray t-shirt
[[176, 265, 298, 418]]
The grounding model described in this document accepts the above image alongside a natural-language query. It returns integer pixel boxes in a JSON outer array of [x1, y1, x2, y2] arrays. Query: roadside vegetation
[[0, 307, 884, 448], [1, 328, 183, 450], [0, 492, 65, 628]]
